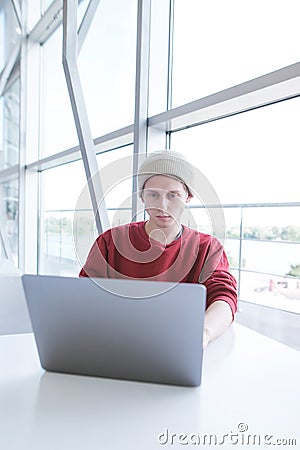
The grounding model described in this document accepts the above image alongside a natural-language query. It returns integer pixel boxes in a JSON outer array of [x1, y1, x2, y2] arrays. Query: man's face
[[142, 175, 191, 229]]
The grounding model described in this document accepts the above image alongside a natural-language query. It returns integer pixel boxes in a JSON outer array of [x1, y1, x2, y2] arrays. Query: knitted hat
[[137, 150, 195, 197]]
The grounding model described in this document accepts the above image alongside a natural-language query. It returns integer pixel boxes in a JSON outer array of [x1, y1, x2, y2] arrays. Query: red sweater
[[79, 221, 237, 316]]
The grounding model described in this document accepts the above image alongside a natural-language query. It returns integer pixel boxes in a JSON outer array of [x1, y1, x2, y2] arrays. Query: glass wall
[[239, 206, 300, 313], [170, 98, 300, 204], [0, 178, 19, 266], [0, 0, 299, 318], [41, 27, 78, 157], [172, 0, 300, 106], [0, 79, 20, 169], [0, 0, 21, 266], [39, 145, 134, 276], [78, 0, 137, 137], [0, 0, 20, 73], [96, 145, 134, 226], [171, 99, 300, 312], [40, 0, 137, 153], [39, 159, 89, 276], [0, 72, 20, 264]]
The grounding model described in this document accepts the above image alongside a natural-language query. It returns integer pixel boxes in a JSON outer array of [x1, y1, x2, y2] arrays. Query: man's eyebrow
[[144, 188, 182, 194]]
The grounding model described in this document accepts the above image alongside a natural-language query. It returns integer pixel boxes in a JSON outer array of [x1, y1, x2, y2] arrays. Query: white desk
[[1, 324, 300, 450]]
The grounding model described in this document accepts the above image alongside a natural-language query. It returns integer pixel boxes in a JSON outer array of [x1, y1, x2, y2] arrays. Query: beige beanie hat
[[138, 150, 195, 197]]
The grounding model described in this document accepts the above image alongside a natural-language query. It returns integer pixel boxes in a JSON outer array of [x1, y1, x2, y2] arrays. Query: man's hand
[[203, 300, 233, 348], [203, 327, 211, 349]]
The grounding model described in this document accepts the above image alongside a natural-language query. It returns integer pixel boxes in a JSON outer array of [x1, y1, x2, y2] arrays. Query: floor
[[236, 300, 300, 352]]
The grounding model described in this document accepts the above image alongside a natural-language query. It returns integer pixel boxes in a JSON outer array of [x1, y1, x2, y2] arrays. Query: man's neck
[[144, 221, 182, 245]]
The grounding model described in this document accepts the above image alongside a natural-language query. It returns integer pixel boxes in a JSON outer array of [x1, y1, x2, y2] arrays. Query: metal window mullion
[[18, 3, 41, 274], [25, 124, 134, 172], [28, 0, 63, 45], [146, 0, 172, 152], [165, 0, 174, 150], [10, 0, 22, 30], [0, 43, 20, 96], [166, 0, 174, 113], [77, 0, 101, 56], [62, 0, 109, 235], [16, 0, 27, 271], [132, 0, 151, 221], [18, 35, 27, 272], [148, 62, 300, 132]]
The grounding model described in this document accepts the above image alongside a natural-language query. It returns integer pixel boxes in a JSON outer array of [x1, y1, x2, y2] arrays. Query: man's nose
[[157, 195, 168, 211]]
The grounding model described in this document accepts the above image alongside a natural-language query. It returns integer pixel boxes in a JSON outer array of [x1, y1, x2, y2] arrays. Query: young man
[[79, 150, 237, 348]]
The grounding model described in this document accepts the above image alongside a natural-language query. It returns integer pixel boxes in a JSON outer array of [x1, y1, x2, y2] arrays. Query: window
[[0, 179, 19, 266], [171, 99, 300, 311], [172, 0, 300, 106], [96, 145, 134, 226], [41, 27, 78, 157], [39, 160, 88, 276], [0, 1, 20, 73], [78, 0, 137, 137], [0, 79, 20, 169], [171, 98, 300, 204], [0, 0, 299, 319]]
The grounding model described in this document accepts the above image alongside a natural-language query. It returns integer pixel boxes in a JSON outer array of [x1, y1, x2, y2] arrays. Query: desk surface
[[1, 324, 300, 450]]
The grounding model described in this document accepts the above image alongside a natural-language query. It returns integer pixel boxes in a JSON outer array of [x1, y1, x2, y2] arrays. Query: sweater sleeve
[[199, 237, 238, 318], [79, 235, 109, 278]]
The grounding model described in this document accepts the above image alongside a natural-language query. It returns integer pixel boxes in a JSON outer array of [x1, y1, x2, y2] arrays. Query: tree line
[[227, 225, 300, 242], [45, 217, 300, 243], [45, 217, 300, 277]]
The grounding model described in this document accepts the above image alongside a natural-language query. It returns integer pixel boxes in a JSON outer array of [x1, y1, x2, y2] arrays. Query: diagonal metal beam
[[10, 0, 22, 30], [0, 43, 20, 96], [77, 0, 101, 56], [0, 165, 19, 184], [28, 0, 63, 45], [148, 62, 300, 132], [62, 0, 109, 234]]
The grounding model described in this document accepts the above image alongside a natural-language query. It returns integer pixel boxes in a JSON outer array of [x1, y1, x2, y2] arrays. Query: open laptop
[[22, 275, 206, 387]]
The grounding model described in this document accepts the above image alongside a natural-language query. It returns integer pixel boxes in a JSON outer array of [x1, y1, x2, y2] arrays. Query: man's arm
[[79, 234, 109, 278], [199, 237, 237, 348], [203, 300, 233, 349]]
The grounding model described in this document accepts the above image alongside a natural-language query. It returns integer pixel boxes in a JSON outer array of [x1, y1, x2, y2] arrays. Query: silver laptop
[[22, 275, 206, 387]]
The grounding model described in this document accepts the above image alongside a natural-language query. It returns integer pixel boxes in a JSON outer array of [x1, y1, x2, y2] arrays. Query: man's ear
[[185, 193, 192, 204]]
